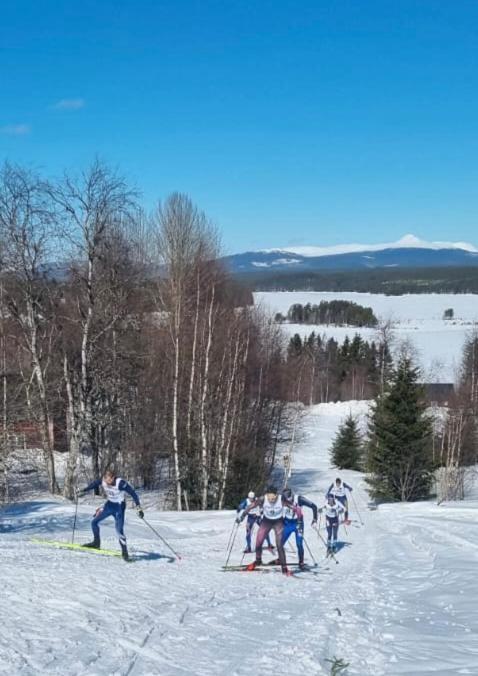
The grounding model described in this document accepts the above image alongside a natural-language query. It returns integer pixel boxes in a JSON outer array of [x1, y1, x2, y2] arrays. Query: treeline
[[280, 300, 377, 327], [0, 161, 288, 509], [285, 331, 392, 403], [330, 332, 478, 503], [238, 266, 478, 294]]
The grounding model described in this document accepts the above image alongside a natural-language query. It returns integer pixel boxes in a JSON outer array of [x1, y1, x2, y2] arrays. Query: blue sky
[[1, 1, 478, 253]]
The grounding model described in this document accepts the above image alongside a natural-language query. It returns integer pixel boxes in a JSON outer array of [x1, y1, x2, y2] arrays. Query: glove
[[136, 506, 144, 519], [349, 487, 353, 492], [76, 488, 86, 498], [235, 516, 243, 524], [311, 519, 317, 527]]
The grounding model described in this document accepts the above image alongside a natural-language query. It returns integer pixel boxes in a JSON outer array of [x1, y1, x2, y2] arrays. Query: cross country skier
[[78, 469, 144, 561], [281, 487, 318, 570], [319, 494, 345, 553], [326, 477, 353, 524], [237, 491, 274, 553], [237, 485, 302, 576]]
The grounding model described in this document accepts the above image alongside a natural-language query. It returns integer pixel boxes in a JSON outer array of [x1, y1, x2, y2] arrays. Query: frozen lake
[[254, 291, 478, 383]]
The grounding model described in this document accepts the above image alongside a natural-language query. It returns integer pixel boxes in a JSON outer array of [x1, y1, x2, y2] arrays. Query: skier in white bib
[[326, 477, 353, 524], [78, 469, 144, 560], [319, 494, 345, 553], [237, 485, 302, 575]]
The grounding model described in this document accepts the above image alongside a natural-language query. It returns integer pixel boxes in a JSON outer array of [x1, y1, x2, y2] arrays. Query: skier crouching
[[319, 494, 345, 553], [78, 469, 144, 561], [237, 485, 302, 576]]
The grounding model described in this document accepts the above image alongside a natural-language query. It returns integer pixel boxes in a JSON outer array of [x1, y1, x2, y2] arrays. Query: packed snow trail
[[1, 402, 478, 675]]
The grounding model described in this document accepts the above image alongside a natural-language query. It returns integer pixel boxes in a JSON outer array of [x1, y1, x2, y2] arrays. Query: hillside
[[1, 402, 477, 675]]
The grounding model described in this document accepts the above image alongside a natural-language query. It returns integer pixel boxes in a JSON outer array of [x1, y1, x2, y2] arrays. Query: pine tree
[[331, 414, 363, 470], [366, 356, 435, 501]]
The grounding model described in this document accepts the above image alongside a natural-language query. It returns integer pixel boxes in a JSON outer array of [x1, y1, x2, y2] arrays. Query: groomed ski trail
[[1, 401, 477, 675]]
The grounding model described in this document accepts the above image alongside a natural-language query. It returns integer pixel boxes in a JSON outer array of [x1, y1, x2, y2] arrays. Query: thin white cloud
[[1, 124, 31, 135], [52, 98, 85, 111]]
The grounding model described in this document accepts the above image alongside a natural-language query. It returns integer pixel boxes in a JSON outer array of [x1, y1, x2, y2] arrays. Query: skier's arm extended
[[118, 479, 141, 507], [325, 483, 334, 498], [80, 479, 102, 494], [298, 495, 318, 522], [343, 482, 353, 492]]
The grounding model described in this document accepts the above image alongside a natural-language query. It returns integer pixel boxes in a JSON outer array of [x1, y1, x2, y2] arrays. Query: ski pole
[[71, 493, 79, 544], [226, 519, 237, 553], [350, 491, 364, 525], [303, 535, 317, 566], [224, 522, 240, 569], [142, 517, 182, 560], [313, 524, 339, 564]]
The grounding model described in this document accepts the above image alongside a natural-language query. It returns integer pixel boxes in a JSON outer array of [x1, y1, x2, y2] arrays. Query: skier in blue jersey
[[281, 487, 318, 570], [78, 469, 144, 560], [326, 477, 353, 524], [319, 494, 345, 553], [237, 491, 273, 553]]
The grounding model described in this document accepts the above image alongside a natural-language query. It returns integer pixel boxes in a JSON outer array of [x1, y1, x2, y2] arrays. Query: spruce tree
[[331, 414, 363, 470], [366, 356, 435, 501]]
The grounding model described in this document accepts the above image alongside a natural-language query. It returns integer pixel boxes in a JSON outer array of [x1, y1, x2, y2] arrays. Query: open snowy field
[[1, 401, 477, 675], [254, 291, 478, 383]]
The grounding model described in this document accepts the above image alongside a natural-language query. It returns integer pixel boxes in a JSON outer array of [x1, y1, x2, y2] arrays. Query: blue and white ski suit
[[326, 481, 352, 519], [319, 500, 345, 545], [83, 477, 141, 546], [237, 498, 272, 550], [282, 494, 318, 564]]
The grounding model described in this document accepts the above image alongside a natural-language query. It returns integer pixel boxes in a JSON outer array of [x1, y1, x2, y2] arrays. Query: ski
[[222, 563, 318, 573], [30, 538, 130, 560]]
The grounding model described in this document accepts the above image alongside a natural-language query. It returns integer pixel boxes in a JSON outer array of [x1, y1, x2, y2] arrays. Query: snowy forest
[[1, 160, 478, 513]]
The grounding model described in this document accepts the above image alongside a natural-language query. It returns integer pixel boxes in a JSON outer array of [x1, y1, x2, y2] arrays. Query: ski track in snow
[[1, 401, 478, 675]]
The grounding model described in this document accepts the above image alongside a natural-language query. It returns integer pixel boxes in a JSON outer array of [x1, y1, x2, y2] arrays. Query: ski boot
[[83, 538, 100, 549], [298, 561, 307, 571], [246, 559, 262, 571], [120, 542, 129, 561], [243, 547, 252, 553], [282, 566, 293, 577]]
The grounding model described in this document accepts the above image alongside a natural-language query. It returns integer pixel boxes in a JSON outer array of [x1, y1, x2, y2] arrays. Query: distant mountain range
[[222, 234, 478, 274]]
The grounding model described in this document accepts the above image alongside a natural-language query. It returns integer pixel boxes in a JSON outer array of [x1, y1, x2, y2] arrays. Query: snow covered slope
[[1, 402, 477, 675]]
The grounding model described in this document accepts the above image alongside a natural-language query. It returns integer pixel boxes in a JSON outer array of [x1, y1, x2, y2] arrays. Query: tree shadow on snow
[[0, 501, 90, 535], [285, 469, 323, 495]]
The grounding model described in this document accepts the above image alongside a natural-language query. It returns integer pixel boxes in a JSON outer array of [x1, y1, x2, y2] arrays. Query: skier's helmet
[[248, 491, 255, 500], [282, 487, 292, 500], [335, 477, 342, 485], [327, 494, 335, 503]]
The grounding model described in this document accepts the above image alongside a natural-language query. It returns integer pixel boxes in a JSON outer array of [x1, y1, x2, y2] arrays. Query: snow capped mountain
[[222, 234, 478, 274], [261, 234, 478, 258]]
